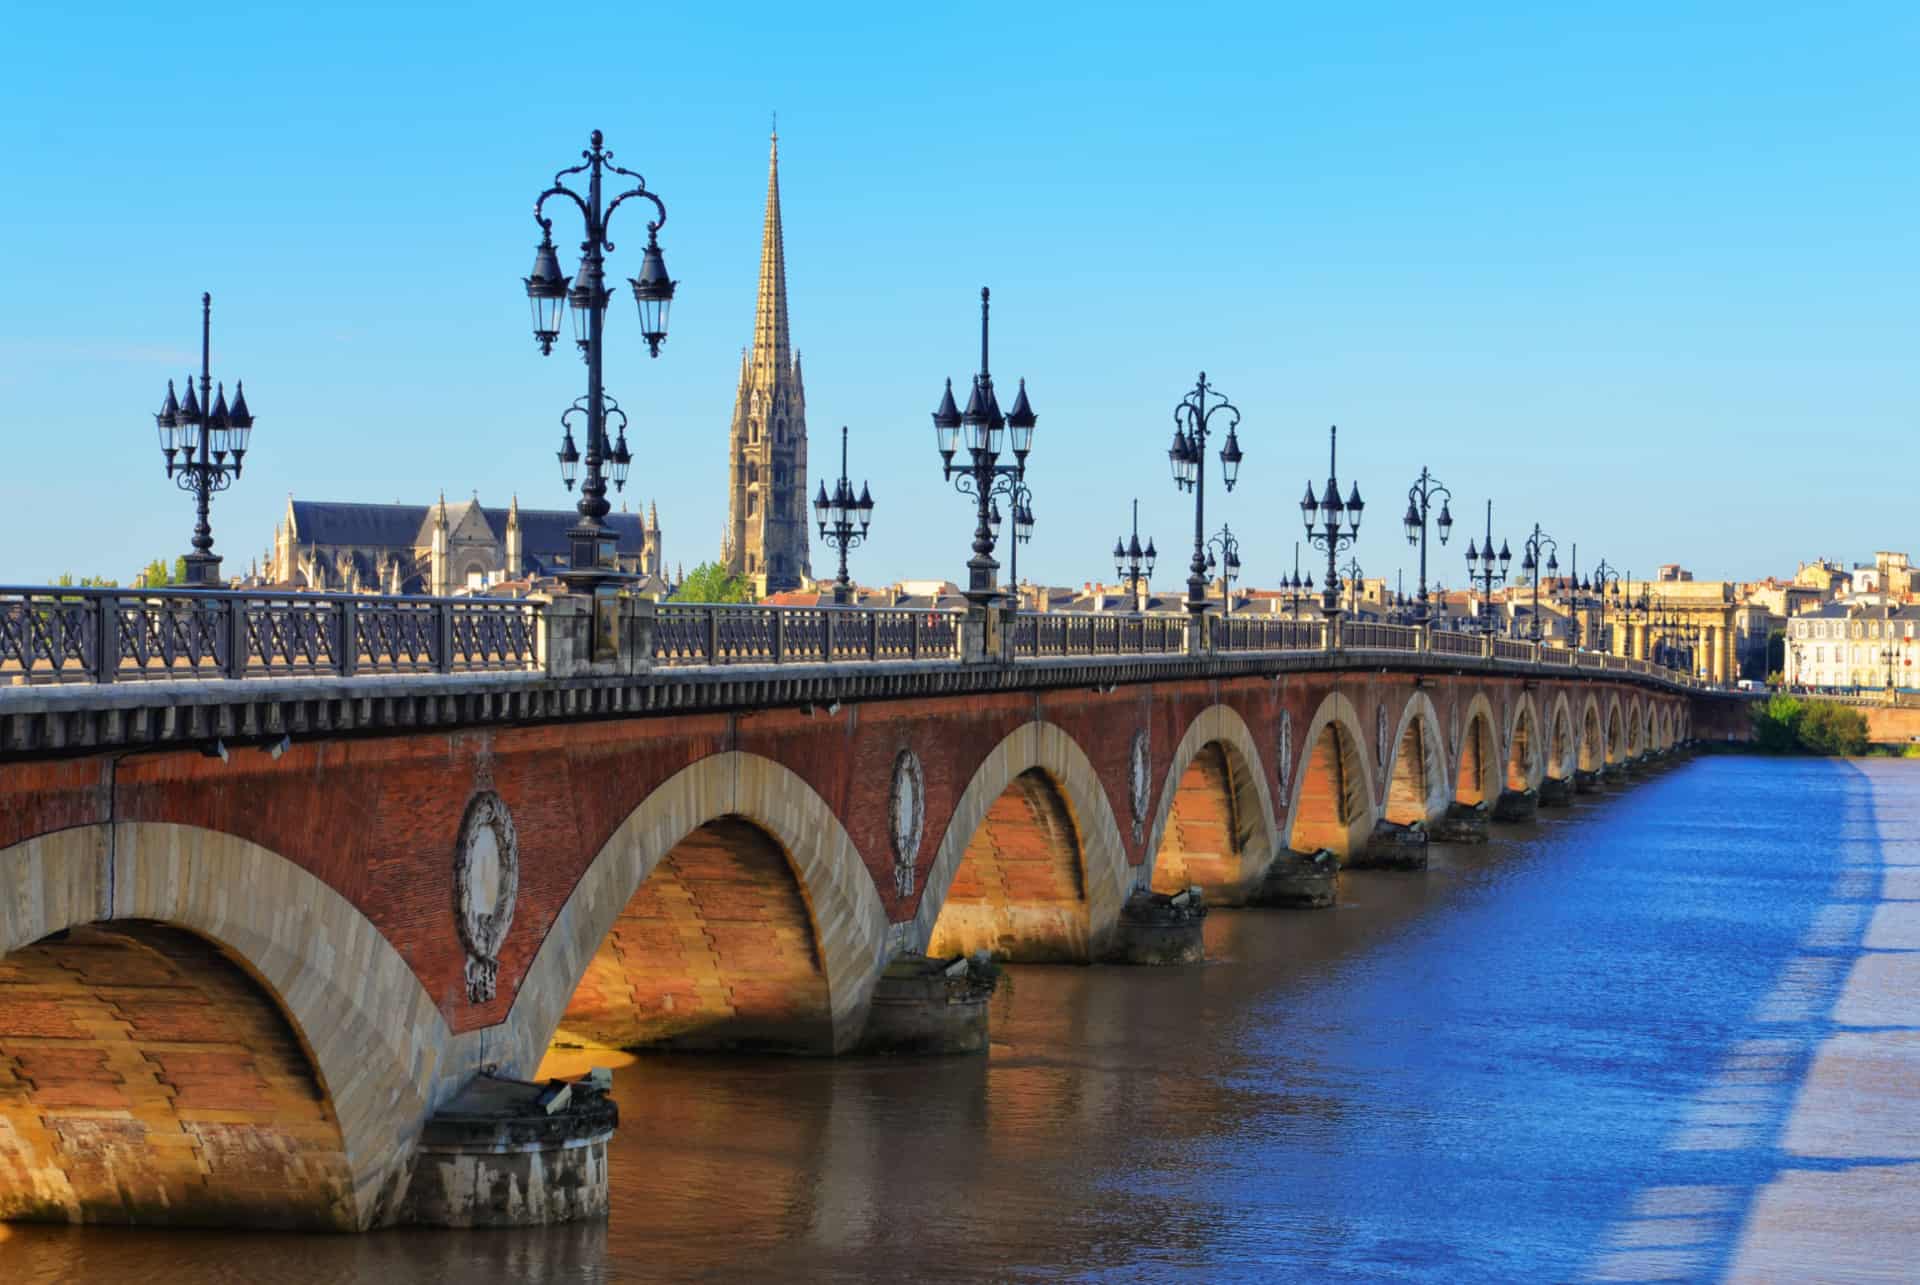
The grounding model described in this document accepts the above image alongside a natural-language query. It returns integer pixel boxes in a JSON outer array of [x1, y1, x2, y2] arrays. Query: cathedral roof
[[290, 497, 648, 556]]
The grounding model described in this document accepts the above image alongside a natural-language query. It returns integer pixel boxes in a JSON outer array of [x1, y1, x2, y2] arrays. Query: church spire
[[753, 126, 789, 373]]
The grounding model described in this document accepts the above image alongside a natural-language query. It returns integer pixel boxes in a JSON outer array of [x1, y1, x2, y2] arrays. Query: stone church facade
[[722, 129, 811, 596], [269, 494, 664, 595]]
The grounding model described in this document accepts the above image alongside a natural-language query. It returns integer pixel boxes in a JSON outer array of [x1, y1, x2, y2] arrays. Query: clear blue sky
[[3, 2, 1914, 591]]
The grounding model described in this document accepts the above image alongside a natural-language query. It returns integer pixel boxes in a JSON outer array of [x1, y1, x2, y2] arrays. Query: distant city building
[[1786, 603, 1920, 691], [722, 129, 812, 597], [268, 494, 664, 595]]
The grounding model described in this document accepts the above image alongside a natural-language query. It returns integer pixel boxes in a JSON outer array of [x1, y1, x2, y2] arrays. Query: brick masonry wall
[[0, 672, 1698, 1043], [927, 769, 1088, 962], [1151, 745, 1239, 894], [0, 923, 354, 1229], [550, 818, 832, 1054]]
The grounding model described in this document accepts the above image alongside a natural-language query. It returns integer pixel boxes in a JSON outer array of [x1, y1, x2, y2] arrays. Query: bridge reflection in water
[[8, 757, 1900, 1281]]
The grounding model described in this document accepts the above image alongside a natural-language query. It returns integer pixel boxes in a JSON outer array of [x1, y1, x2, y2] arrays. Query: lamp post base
[[180, 553, 223, 588], [561, 524, 622, 596]]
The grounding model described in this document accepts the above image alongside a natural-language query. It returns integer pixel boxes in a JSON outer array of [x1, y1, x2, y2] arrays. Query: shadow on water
[[6, 756, 1897, 1283]]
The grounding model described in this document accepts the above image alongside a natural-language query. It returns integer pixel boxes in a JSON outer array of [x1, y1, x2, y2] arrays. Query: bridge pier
[[1244, 848, 1339, 907], [1351, 819, 1430, 870], [1430, 800, 1491, 843], [1105, 887, 1207, 964], [1573, 769, 1601, 794], [397, 1074, 617, 1228], [1539, 776, 1573, 807], [1492, 788, 1539, 823], [857, 954, 998, 1056]]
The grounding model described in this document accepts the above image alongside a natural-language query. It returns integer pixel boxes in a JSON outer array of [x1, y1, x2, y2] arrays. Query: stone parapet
[[0, 637, 1737, 761]]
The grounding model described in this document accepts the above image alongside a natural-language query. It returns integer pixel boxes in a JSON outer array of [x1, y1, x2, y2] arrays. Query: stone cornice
[[0, 650, 1740, 762]]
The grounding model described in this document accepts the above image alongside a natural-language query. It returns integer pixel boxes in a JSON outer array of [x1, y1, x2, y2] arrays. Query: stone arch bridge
[[0, 589, 1748, 1230]]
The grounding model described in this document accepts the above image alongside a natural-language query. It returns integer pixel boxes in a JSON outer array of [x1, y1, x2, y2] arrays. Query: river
[[7, 755, 1917, 1282]]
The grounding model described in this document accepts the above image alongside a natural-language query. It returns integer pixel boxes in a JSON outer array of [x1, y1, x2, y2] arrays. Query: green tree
[[135, 556, 190, 588], [53, 573, 118, 588], [1799, 702, 1869, 756], [669, 561, 754, 604], [1751, 693, 1805, 753]]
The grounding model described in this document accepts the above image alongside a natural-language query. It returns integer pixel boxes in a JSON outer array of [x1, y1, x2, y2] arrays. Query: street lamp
[[1205, 524, 1243, 615], [1301, 425, 1363, 617], [813, 425, 874, 606], [1168, 373, 1244, 617], [523, 129, 675, 592], [1402, 467, 1453, 621], [1338, 555, 1365, 615], [1113, 498, 1156, 608], [932, 287, 1036, 609], [153, 293, 254, 587], [1518, 523, 1559, 642], [1462, 500, 1510, 634], [1283, 542, 1315, 619]]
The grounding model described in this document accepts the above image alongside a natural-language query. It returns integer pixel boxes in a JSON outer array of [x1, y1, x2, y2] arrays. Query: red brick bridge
[[0, 588, 1748, 1230]]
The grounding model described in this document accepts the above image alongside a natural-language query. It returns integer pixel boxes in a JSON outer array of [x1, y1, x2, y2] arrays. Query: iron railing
[[1216, 616, 1323, 652], [651, 604, 962, 667], [0, 585, 1711, 691], [0, 586, 540, 685], [1013, 612, 1190, 657]]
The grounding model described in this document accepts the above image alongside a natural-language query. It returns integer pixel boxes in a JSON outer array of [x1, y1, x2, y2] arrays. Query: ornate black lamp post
[[1589, 558, 1623, 651], [998, 479, 1035, 602], [1338, 555, 1365, 615], [1282, 542, 1315, 619], [1462, 500, 1510, 634], [1518, 523, 1559, 642], [1604, 568, 1651, 656], [1401, 467, 1452, 621], [153, 293, 254, 587], [1167, 373, 1243, 617], [932, 288, 1037, 609], [522, 129, 674, 593], [813, 425, 874, 606], [1112, 498, 1156, 607], [1300, 426, 1363, 617], [1205, 524, 1242, 615]]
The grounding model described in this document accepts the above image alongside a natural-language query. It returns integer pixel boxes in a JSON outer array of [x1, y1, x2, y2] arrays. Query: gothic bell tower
[[723, 127, 811, 595]]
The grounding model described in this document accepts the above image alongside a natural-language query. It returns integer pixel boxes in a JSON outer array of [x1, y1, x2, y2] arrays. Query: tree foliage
[[1751, 694, 1869, 756], [668, 561, 754, 604], [136, 556, 190, 588], [53, 573, 118, 588]]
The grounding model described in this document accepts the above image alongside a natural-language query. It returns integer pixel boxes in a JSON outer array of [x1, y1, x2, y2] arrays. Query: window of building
[[749, 419, 759, 442], [748, 494, 758, 516], [776, 419, 786, 444], [748, 462, 759, 484]]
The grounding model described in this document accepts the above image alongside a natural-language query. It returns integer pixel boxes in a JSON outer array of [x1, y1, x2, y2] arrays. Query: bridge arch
[[1382, 691, 1451, 825], [0, 823, 445, 1231], [1286, 692, 1378, 857], [1627, 698, 1646, 757], [1547, 693, 1576, 780], [1579, 695, 1604, 773], [1657, 705, 1675, 751], [1605, 697, 1627, 764], [1456, 693, 1501, 806], [911, 721, 1131, 963], [1505, 692, 1544, 792], [1143, 704, 1279, 903], [511, 751, 890, 1063]]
